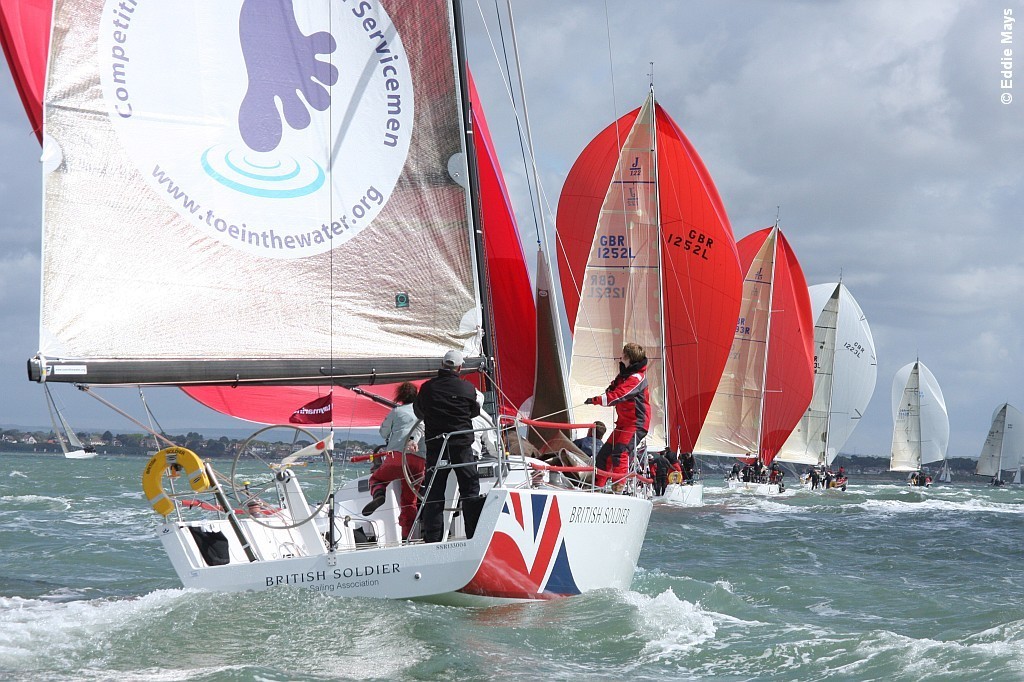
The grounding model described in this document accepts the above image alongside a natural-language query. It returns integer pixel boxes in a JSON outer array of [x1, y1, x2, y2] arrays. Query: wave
[[0, 494, 72, 511]]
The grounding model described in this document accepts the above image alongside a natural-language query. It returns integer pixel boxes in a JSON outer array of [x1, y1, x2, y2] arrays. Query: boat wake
[[859, 497, 1024, 515]]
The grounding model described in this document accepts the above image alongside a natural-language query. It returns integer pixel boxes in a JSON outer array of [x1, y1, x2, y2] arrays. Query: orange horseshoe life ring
[[142, 447, 210, 517]]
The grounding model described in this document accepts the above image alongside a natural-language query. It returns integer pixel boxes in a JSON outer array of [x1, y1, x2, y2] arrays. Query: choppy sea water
[[1, 452, 1022, 681]]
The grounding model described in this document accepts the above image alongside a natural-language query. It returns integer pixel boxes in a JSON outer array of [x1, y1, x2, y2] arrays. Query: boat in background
[[23, 0, 651, 603], [974, 403, 1023, 485], [890, 360, 949, 486], [43, 384, 96, 459], [776, 281, 877, 489], [692, 225, 815, 494], [555, 88, 743, 507]]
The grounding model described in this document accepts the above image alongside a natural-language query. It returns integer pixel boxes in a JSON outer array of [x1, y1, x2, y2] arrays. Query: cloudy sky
[[1, 0, 1021, 459]]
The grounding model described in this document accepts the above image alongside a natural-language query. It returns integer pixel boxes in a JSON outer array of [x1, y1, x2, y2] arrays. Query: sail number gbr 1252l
[[665, 230, 714, 260]]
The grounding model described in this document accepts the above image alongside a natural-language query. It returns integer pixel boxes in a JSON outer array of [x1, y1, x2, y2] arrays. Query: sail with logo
[[776, 282, 877, 470], [556, 90, 743, 505], [32, 1, 485, 386], [692, 225, 815, 494], [24, 0, 653, 603], [0, 1, 536, 424]]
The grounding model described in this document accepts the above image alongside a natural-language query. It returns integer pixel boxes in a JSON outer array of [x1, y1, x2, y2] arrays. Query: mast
[[756, 224, 779, 462], [451, 0, 494, 392], [651, 85, 669, 449], [820, 283, 841, 465], [43, 385, 69, 456]]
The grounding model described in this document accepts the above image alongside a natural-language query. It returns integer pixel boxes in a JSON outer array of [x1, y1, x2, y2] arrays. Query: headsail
[[693, 226, 814, 464], [889, 361, 948, 471], [31, 0, 488, 387], [776, 282, 877, 466], [557, 91, 741, 452]]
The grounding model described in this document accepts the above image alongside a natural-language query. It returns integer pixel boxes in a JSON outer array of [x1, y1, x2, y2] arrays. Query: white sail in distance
[[777, 282, 877, 466], [889, 361, 948, 471], [975, 403, 1024, 479]]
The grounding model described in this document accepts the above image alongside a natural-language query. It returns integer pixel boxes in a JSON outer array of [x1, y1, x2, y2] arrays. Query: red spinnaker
[[556, 103, 742, 452], [0, 0, 50, 140], [737, 226, 815, 463]]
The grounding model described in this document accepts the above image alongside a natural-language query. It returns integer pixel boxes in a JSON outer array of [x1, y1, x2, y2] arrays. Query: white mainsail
[[776, 282, 877, 466], [567, 94, 667, 449], [889, 361, 949, 472], [32, 0, 485, 387], [975, 403, 1024, 480], [692, 229, 777, 458]]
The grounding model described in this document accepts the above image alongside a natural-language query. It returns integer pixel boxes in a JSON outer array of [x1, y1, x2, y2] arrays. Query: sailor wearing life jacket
[[585, 342, 651, 490]]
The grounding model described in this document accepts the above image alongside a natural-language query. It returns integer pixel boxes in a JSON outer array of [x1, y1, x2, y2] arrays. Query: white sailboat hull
[[159, 472, 651, 603], [725, 479, 781, 496], [63, 449, 97, 459], [654, 483, 704, 507]]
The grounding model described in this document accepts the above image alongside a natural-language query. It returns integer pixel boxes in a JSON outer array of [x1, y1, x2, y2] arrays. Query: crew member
[[585, 343, 651, 491], [414, 350, 482, 543]]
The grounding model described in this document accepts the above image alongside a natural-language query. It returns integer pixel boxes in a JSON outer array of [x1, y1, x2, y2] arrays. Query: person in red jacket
[[585, 343, 651, 490]]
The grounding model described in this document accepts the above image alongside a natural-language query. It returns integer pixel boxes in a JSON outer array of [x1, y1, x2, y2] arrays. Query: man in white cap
[[413, 349, 482, 542]]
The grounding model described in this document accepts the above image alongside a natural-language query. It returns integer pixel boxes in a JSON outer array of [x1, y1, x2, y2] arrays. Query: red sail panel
[[467, 71, 536, 414], [556, 103, 741, 452], [184, 70, 534, 426], [0, 0, 50, 141], [655, 106, 742, 452], [556, 112, 632, 332], [736, 227, 815, 463], [183, 385, 398, 428]]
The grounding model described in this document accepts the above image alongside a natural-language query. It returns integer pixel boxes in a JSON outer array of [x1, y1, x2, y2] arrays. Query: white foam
[[8, 470, 28, 478], [0, 494, 72, 510], [623, 589, 718, 663], [0, 590, 188, 669], [859, 497, 1024, 515]]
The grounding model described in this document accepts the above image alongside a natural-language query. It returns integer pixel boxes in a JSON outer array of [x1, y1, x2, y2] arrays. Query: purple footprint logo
[[237, 0, 339, 153]]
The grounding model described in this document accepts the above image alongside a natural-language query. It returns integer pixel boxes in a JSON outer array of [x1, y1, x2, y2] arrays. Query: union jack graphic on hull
[[460, 491, 581, 599]]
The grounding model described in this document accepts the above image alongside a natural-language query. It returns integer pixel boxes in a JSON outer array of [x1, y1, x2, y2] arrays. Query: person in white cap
[[413, 350, 482, 542]]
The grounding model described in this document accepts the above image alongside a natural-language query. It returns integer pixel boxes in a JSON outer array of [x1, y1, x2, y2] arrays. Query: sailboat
[[23, 0, 651, 603], [43, 384, 96, 459], [890, 361, 949, 486], [556, 89, 743, 507], [974, 403, 1023, 485], [776, 282, 877, 488], [692, 225, 815, 494]]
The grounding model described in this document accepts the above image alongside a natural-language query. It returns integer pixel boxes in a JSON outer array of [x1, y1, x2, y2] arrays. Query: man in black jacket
[[414, 350, 482, 543]]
